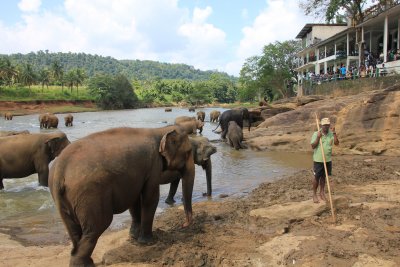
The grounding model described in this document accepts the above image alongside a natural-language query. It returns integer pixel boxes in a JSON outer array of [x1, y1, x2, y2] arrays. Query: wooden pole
[[315, 113, 336, 222]]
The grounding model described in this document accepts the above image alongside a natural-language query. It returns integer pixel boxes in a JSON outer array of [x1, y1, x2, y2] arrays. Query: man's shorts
[[313, 161, 332, 180]]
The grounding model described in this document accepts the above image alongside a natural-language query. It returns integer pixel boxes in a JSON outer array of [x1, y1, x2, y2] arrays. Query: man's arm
[[311, 131, 321, 149], [331, 126, 339, 146]]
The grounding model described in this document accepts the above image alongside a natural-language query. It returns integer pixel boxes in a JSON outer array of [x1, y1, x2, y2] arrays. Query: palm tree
[[0, 57, 18, 87], [75, 68, 86, 95], [20, 63, 36, 89], [64, 70, 77, 93], [51, 60, 64, 91], [38, 68, 51, 92]]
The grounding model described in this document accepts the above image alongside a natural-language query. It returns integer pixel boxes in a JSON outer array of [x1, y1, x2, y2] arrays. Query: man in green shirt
[[310, 117, 339, 203]]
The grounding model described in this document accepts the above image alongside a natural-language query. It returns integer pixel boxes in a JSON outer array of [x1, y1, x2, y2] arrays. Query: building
[[295, 2, 400, 96]]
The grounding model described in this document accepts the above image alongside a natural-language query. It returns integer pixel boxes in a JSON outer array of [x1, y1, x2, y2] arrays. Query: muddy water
[[0, 107, 311, 245]]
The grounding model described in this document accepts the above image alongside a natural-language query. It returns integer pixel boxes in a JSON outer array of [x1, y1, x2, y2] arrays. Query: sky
[[0, 0, 317, 76]]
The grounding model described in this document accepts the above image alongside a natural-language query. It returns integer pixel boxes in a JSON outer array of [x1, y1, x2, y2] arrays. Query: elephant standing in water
[[213, 108, 249, 139], [175, 116, 204, 134], [4, 112, 13, 120], [165, 136, 217, 204], [64, 114, 73, 127], [209, 110, 220, 122], [49, 126, 195, 267], [227, 121, 245, 150], [0, 132, 70, 189], [197, 111, 205, 122]]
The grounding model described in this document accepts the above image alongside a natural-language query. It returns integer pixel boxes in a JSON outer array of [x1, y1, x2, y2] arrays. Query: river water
[[0, 107, 311, 245]]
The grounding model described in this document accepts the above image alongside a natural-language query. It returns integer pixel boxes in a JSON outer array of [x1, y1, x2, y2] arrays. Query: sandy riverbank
[[1, 154, 399, 266]]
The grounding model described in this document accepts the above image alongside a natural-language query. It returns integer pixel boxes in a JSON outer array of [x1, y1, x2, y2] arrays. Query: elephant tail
[[212, 121, 221, 132]]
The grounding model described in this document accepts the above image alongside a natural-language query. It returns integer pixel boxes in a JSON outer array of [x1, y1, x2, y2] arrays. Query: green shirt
[[311, 130, 335, 162]]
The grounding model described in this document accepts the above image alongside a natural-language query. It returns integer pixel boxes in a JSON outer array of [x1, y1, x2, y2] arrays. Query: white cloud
[[177, 6, 228, 71], [226, 0, 312, 75], [18, 0, 42, 13]]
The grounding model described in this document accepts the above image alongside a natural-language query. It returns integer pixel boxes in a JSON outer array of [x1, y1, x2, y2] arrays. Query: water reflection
[[0, 107, 311, 244]]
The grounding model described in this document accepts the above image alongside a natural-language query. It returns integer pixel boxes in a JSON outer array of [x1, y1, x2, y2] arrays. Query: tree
[[51, 60, 64, 90], [20, 63, 36, 89], [0, 57, 18, 87], [209, 73, 237, 103], [38, 68, 51, 91], [239, 40, 301, 101], [88, 74, 138, 109]]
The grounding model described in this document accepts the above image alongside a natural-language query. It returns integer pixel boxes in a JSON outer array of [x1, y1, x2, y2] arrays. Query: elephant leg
[[165, 178, 180, 204], [0, 178, 4, 190], [138, 184, 160, 244], [221, 128, 228, 139], [72, 196, 113, 266], [37, 165, 49, 187], [129, 200, 141, 240]]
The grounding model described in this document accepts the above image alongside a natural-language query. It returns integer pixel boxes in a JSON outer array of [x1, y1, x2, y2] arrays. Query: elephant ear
[[46, 137, 62, 157], [159, 129, 177, 167]]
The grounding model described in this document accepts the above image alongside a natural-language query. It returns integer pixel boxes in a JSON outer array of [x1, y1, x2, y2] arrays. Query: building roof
[[295, 23, 347, 39]]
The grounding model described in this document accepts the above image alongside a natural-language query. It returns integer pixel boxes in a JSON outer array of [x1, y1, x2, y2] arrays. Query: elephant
[[209, 110, 220, 123], [197, 111, 205, 122], [0, 130, 29, 137], [4, 112, 13, 120], [39, 113, 50, 129], [175, 116, 196, 124], [48, 126, 195, 267], [165, 136, 217, 204], [64, 114, 73, 127], [176, 119, 204, 134], [226, 121, 244, 150], [0, 131, 70, 190], [213, 107, 249, 139], [188, 106, 196, 112], [165, 108, 172, 112], [46, 114, 59, 128]]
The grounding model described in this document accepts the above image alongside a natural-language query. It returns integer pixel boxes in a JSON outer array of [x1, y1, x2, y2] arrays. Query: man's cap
[[321, 118, 330, 125]]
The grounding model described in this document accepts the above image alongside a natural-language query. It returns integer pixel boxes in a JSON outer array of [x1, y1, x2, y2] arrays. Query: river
[[0, 107, 311, 245]]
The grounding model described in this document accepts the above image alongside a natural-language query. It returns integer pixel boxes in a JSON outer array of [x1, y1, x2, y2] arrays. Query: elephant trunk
[[203, 159, 212, 196], [181, 154, 195, 227]]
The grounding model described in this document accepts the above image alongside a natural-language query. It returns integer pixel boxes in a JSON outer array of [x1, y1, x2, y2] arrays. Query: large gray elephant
[[164, 136, 217, 204], [49, 126, 195, 267], [213, 107, 249, 139], [226, 121, 244, 150], [0, 132, 70, 189]]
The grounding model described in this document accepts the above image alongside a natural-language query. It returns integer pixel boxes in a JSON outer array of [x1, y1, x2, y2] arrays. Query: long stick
[[315, 113, 336, 222]]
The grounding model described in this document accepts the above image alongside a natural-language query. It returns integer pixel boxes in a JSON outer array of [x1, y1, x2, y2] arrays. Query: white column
[[384, 15, 388, 62], [324, 61, 327, 74], [397, 18, 400, 49]]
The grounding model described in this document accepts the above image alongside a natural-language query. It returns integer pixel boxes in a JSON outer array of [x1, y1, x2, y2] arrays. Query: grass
[[0, 85, 95, 101]]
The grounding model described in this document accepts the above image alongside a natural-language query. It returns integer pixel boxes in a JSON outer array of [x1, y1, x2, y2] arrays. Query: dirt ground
[[1, 155, 399, 267]]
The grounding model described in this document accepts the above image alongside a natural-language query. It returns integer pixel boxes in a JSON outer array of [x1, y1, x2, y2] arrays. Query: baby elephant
[[4, 112, 13, 120], [227, 121, 245, 150], [64, 114, 73, 127]]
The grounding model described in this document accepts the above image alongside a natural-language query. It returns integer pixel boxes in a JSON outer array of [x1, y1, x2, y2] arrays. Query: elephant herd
[[0, 107, 254, 266]]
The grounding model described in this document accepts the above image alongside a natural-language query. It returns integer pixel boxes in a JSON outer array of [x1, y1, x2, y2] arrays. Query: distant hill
[[1, 51, 236, 81]]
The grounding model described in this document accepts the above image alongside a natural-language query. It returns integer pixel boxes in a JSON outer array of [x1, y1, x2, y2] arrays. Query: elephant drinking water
[[164, 136, 217, 204]]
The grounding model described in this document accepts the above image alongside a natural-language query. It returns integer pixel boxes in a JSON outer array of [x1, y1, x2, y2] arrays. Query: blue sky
[[0, 0, 316, 76]]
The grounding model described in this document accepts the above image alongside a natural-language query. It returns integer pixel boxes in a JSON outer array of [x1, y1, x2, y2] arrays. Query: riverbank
[[1, 154, 399, 266], [0, 100, 98, 116]]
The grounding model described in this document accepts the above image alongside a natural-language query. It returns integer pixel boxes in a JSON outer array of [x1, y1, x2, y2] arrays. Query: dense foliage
[[88, 74, 138, 109], [1, 51, 235, 81], [239, 40, 302, 101]]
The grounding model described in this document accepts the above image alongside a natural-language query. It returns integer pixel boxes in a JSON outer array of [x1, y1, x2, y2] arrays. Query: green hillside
[[1, 51, 236, 81]]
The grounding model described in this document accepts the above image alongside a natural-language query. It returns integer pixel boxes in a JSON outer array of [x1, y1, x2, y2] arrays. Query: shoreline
[[1, 154, 399, 266]]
